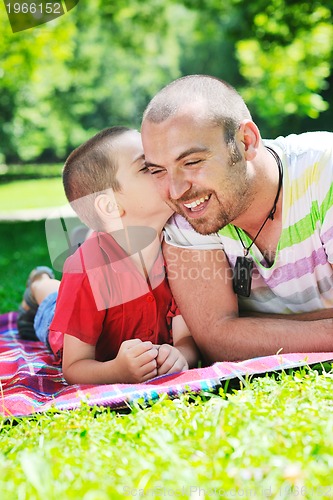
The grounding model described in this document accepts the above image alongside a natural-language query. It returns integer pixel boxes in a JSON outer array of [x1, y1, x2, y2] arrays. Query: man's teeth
[[184, 196, 209, 209]]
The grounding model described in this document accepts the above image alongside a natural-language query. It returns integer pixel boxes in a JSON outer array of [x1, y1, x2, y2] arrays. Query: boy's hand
[[156, 344, 189, 376], [115, 339, 158, 383]]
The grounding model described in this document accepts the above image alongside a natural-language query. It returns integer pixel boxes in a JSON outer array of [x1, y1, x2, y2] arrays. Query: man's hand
[[156, 344, 189, 376], [115, 339, 159, 383]]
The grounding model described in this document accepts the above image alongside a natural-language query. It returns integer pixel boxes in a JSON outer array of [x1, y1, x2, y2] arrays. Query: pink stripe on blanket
[[0, 312, 332, 417]]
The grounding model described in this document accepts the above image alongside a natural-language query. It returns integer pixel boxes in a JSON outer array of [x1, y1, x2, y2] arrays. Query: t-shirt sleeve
[[167, 295, 181, 319], [163, 214, 222, 250], [275, 132, 333, 265], [49, 270, 105, 346], [317, 135, 333, 263]]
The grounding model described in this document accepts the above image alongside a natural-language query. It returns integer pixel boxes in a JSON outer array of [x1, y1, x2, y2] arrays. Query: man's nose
[[168, 171, 191, 200]]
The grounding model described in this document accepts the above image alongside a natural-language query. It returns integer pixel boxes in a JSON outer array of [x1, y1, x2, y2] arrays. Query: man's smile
[[183, 194, 210, 210]]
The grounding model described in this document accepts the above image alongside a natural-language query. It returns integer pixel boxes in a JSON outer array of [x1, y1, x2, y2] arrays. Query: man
[[141, 74, 333, 363]]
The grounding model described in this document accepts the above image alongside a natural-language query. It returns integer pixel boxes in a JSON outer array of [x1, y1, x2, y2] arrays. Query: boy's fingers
[[122, 339, 142, 350], [131, 341, 158, 359], [159, 357, 178, 375], [136, 349, 159, 366], [157, 349, 188, 375], [122, 339, 152, 354], [165, 358, 187, 374], [156, 344, 172, 365], [140, 360, 158, 381]]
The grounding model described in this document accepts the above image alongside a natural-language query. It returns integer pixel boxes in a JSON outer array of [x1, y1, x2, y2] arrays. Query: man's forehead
[[142, 113, 214, 145], [173, 97, 209, 117], [144, 98, 209, 126]]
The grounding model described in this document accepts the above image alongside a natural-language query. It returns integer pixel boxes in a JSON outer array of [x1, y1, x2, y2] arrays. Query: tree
[[235, 1, 333, 135], [177, 0, 333, 136], [0, 7, 77, 162], [0, 0, 332, 163], [0, 0, 194, 162]]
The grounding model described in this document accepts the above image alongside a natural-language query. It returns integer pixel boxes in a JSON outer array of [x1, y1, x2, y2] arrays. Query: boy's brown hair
[[62, 126, 130, 229]]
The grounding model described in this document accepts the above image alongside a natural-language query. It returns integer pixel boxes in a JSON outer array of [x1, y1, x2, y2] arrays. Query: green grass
[[1, 211, 333, 497], [1, 369, 333, 499], [0, 221, 57, 312], [0, 163, 66, 212], [0, 163, 63, 180], [0, 179, 66, 212]]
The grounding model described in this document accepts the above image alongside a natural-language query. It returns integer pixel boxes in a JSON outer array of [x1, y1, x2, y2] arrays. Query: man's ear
[[238, 120, 261, 161], [94, 192, 125, 219]]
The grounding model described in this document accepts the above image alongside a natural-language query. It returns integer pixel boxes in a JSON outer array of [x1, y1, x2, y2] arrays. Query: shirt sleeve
[[270, 132, 333, 264], [49, 270, 105, 346], [163, 214, 222, 250], [316, 134, 333, 263], [167, 295, 181, 318]]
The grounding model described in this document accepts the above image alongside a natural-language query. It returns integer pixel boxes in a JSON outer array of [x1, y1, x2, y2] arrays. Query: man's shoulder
[[266, 132, 332, 157], [163, 215, 222, 249]]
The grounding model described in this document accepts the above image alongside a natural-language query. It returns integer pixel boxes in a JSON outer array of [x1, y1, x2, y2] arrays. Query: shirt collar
[[97, 229, 165, 278]]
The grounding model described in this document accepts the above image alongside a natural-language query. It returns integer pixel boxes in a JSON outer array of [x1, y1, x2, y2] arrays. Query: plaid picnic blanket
[[1, 312, 332, 418]]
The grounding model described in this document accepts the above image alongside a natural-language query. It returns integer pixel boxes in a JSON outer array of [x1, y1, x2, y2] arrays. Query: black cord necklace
[[232, 146, 283, 297]]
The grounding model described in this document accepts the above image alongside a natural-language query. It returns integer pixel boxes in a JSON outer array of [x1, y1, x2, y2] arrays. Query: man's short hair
[[143, 75, 252, 144], [63, 126, 130, 229]]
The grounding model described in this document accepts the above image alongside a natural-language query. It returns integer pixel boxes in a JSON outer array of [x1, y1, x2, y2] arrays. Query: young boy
[[17, 127, 199, 385]]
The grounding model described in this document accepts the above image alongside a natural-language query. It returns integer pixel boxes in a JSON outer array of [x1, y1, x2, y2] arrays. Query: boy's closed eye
[[139, 165, 149, 173]]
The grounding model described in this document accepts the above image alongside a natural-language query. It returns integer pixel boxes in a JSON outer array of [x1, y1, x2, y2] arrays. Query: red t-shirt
[[49, 230, 179, 362]]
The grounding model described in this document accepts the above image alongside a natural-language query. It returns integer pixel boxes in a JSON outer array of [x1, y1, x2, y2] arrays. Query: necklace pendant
[[233, 256, 253, 297]]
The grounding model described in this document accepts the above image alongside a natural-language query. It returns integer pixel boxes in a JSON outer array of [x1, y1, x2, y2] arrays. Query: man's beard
[[186, 213, 230, 235], [167, 193, 235, 235], [167, 140, 250, 235]]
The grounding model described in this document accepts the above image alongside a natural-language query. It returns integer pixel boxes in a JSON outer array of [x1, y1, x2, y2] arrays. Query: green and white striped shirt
[[164, 132, 333, 314]]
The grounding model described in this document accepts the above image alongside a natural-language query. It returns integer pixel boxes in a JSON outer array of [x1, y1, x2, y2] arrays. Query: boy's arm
[[172, 315, 200, 368], [156, 315, 200, 375], [62, 334, 159, 385]]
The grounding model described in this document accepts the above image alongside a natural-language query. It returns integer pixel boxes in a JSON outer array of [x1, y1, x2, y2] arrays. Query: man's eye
[[148, 169, 164, 175], [185, 159, 201, 166]]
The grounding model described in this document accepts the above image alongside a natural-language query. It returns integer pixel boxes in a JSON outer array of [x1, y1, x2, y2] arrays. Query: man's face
[[141, 112, 254, 235]]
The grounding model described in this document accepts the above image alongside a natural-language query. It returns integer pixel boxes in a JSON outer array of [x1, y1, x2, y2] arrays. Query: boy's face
[[114, 130, 173, 227]]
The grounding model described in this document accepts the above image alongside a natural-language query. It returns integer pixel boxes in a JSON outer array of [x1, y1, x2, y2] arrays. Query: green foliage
[[0, 163, 63, 182], [236, 2, 333, 131], [0, 0, 194, 163], [0, 7, 77, 162], [0, 0, 332, 162]]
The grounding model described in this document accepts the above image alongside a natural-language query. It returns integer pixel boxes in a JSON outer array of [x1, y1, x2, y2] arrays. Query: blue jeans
[[33, 291, 58, 346]]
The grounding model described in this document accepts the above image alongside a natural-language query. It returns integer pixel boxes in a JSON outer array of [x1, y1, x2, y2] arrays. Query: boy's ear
[[94, 192, 125, 219]]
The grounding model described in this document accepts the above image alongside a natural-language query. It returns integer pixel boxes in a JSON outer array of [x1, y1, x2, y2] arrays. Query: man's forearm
[[163, 245, 333, 364], [200, 316, 333, 363], [241, 309, 333, 321]]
